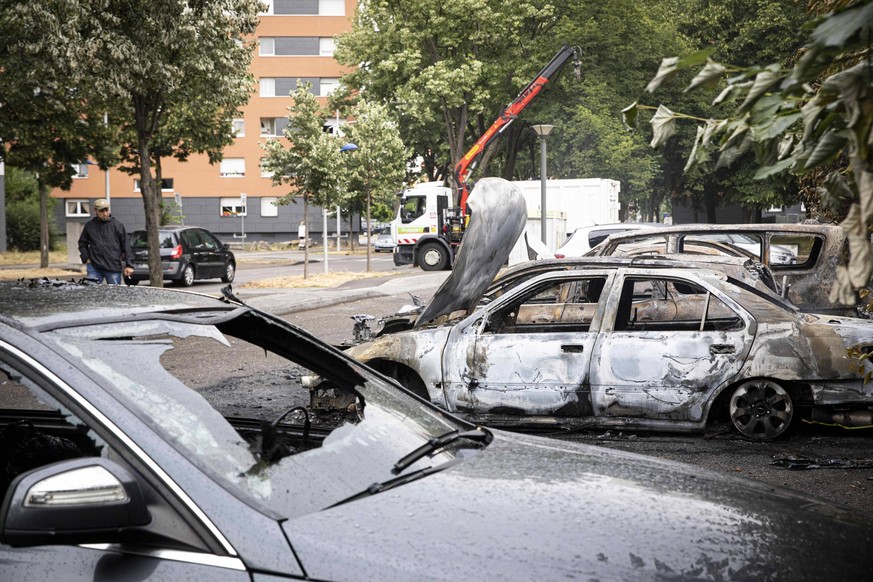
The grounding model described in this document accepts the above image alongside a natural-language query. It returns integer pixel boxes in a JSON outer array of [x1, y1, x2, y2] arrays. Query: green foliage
[[625, 1, 873, 302], [6, 201, 55, 252], [3, 167, 39, 204]]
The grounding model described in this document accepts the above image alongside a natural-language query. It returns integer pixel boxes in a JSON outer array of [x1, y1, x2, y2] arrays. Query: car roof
[[604, 222, 841, 240], [0, 281, 235, 330]]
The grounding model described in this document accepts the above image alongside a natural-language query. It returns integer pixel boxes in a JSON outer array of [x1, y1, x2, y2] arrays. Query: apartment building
[[54, 0, 359, 253]]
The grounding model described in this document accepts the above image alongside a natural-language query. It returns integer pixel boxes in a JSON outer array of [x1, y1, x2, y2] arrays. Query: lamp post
[[531, 124, 554, 247]]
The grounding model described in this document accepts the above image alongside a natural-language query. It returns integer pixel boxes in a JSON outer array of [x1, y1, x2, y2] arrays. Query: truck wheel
[[418, 242, 449, 271]]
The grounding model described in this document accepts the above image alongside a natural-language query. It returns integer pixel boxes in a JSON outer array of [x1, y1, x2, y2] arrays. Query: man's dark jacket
[[78, 216, 134, 272]]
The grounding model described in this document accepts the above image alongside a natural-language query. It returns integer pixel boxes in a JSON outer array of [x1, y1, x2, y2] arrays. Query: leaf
[[717, 132, 751, 169], [737, 67, 783, 113], [750, 111, 802, 142], [621, 101, 639, 130], [803, 128, 849, 170], [649, 105, 678, 149], [713, 81, 752, 106], [685, 61, 727, 93], [676, 47, 717, 69], [753, 155, 797, 179], [645, 57, 679, 93], [682, 125, 709, 173], [811, 2, 873, 48]]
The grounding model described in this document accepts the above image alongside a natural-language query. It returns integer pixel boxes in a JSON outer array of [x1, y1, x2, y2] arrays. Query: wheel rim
[[224, 264, 235, 282], [183, 266, 194, 285], [422, 248, 442, 267], [729, 380, 793, 440]]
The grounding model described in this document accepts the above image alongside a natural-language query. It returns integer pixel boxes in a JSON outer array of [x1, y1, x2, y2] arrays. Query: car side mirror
[[222, 243, 230, 250], [1, 457, 150, 548]]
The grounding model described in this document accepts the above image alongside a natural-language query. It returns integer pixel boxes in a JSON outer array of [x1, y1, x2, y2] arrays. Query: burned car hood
[[415, 177, 527, 326], [283, 430, 873, 581]]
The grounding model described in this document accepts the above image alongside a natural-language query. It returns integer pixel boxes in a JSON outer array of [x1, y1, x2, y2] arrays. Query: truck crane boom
[[454, 45, 581, 214]]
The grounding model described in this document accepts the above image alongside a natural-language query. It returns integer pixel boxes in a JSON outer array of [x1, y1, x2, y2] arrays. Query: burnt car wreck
[[314, 181, 873, 441]]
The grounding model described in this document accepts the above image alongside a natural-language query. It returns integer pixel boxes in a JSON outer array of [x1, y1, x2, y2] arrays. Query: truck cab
[[392, 182, 457, 270]]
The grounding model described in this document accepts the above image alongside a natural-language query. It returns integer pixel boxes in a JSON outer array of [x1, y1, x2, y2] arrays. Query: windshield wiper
[[391, 428, 491, 475], [326, 459, 464, 509]]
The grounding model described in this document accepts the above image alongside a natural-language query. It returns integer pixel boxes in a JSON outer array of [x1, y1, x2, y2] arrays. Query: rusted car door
[[588, 273, 754, 422], [441, 274, 610, 416]]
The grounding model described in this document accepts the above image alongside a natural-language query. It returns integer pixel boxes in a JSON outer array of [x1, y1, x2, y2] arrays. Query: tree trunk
[[302, 195, 309, 279], [38, 178, 49, 268], [365, 189, 372, 273], [137, 135, 163, 287]]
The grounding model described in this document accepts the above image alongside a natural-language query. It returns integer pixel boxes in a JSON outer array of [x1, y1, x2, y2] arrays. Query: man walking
[[78, 199, 134, 285]]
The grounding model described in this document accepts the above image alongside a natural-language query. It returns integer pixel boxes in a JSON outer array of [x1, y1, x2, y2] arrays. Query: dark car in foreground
[[126, 225, 235, 286], [2, 280, 872, 580]]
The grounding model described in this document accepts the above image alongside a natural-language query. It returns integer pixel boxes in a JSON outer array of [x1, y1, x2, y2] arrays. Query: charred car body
[[586, 223, 866, 317], [6, 281, 873, 579], [319, 181, 873, 441]]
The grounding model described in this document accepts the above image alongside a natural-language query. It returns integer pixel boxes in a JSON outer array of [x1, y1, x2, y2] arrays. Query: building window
[[134, 178, 174, 192], [219, 158, 246, 177], [260, 117, 289, 136], [261, 197, 279, 217], [66, 200, 91, 217], [260, 77, 321, 97], [232, 118, 245, 137], [259, 37, 330, 56], [261, 0, 344, 16], [71, 163, 89, 178], [319, 78, 339, 96], [220, 197, 247, 217]]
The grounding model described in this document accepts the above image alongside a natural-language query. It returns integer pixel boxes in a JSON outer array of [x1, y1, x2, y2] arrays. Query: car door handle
[[561, 345, 585, 353], [710, 344, 735, 355]]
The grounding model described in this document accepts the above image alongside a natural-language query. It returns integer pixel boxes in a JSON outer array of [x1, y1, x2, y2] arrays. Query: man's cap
[[94, 199, 110, 209]]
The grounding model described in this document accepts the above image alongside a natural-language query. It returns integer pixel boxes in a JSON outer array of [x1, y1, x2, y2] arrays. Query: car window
[[47, 312, 465, 519], [486, 277, 606, 333], [130, 230, 177, 248], [769, 234, 821, 270], [400, 196, 426, 224], [198, 230, 220, 251], [614, 277, 743, 332], [682, 234, 764, 261]]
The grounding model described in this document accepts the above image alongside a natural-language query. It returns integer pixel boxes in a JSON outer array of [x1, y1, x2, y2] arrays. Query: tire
[[728, 379, 793, 440], [418, 242, 449, 271], [177, 264, 195, 287], [221, 262, 235, 283]]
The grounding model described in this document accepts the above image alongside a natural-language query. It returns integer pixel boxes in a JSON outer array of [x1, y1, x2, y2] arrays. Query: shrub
[[6, 202, 56, 251]]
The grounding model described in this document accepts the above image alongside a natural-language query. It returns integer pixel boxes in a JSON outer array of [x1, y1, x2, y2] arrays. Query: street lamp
[[531, 124, 554, 247]]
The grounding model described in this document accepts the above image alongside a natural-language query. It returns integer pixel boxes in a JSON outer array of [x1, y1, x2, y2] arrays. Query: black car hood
[[415, 177, 527, 326], [282, 431, 873, 581]]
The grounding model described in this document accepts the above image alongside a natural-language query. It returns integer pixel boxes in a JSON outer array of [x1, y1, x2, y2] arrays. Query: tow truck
[[393, 45, 582, 271]]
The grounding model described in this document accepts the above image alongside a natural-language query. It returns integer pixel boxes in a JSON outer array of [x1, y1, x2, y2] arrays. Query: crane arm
[[454, 45, 581, 213]]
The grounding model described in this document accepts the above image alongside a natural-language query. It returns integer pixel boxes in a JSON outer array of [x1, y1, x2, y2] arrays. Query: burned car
[[336, 259, 873, 441], [586, 223, 866, 316], [6, 282, 873, 580], [322, 183, 873, 442]]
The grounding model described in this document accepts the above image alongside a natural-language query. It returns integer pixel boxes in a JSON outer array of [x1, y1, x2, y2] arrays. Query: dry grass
[[0, 249, 71, 266], [241, 270, 402, 289], [0, 268, 84, 280]]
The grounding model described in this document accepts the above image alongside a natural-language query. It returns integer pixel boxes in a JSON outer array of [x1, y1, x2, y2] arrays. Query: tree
[[335, 0, 561, 200], [80, 0, 260, 286], [261, 84, 348, 278], [0, 0, 118, 265], [623, 1, 873, 305], [342, 99, 408, 272]]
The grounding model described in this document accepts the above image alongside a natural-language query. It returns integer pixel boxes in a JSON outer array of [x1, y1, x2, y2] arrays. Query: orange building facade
[[53, 0, 358, 249]]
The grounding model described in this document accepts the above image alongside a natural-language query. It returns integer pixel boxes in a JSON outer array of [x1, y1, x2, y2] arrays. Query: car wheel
[[221, 262, 235, 283], [418, 242, 449, 271], [729, 379, 793, 440], [177, 265, 195, 287]]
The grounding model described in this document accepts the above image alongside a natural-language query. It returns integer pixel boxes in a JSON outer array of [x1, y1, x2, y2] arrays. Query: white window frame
[[232, 118, 245, 137], [259, 37, 275, 56], [219, 158, 246, 178], [134, 178, 175, 192], [319, 0, 344, 15], [261, 197, 279, 217], [260, 78, 276, 97], [319, 37, 336, 56], [260, 118, 277, 136], [319, 78, 340, 96], [220, 197, 247, 217], [66, 200, 91, 217]]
